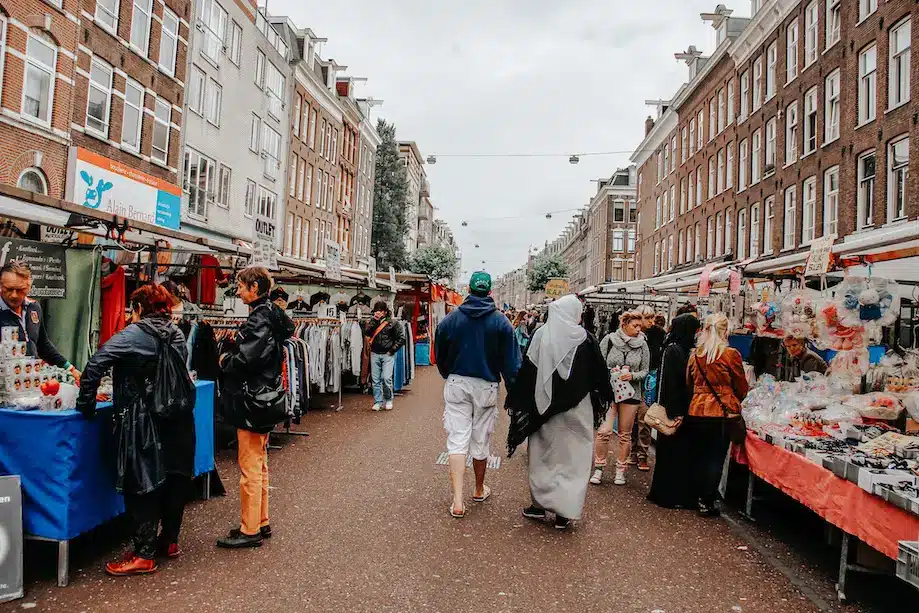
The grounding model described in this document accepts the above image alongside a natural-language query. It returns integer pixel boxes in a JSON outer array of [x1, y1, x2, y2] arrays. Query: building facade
[[398, 140, 425, 253], [587, 166, 639, 285], [355, 98, 380, 268]]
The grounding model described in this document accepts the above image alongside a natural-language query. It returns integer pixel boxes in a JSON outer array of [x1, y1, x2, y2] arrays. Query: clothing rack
[[291, 316, 344, 412]]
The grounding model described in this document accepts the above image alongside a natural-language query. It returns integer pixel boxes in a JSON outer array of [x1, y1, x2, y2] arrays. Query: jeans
[[370, 352, 395, 404], [124, 474, 192, 560], [238, 430, 270, 536]]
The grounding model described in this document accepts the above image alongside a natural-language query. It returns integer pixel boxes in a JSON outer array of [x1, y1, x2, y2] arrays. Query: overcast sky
[[271, 0, 748, 283]]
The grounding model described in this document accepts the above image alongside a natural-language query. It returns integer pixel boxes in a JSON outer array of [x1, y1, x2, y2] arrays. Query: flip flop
[[473, 485, 492, 503], [450, 504, 466, 518]]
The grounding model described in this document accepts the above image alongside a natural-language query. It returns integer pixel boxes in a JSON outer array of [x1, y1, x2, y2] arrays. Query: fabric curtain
[[42, 248, 102, 369]]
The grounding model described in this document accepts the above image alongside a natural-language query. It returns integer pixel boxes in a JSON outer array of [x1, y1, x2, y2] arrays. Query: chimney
[[644, 116, 655, 137]]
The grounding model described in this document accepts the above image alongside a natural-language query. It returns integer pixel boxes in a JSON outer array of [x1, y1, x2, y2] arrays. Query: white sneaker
[[384, 401, 394, 411], [589, 468, 603, 485], [371, 403, 383, 412], [614, 467, 626, 486]]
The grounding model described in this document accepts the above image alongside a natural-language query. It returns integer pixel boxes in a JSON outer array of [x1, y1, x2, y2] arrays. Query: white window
[[751, 129, 761, 184], [255, 50, 265, 87], [805, 1, 819, 66], [229, 21, 242, 67], [718, 89, 725, 133], [750, 203, 761, 257], [217, 164, 231, 208], [627, 229, 636, 252], [696, 166, 703, 204], [200, 0, 228, 65], [785, 101, 798, 164], [826, 0, 841, 48], [130, 0, 153, 55], [787, 19, 799, 83], [717, 149, 725, 193], [244, 179, 255, 217], [655, 197, 661, 228], [205, 79, 222, 126], [687, 171, 694, 209], [689, 119, 696, 156], [858, 44, 877, 124], [657, 151, 664, 183], [726, 209, 734, 254], [249, 114, 260, 151], [752, 56, 763, 111], [152, 98, 171, 164], [678, 230, 685, 264], [257, 186, 277, 220], [159, 8, 179, 75], [739, 139, 748, 191], [662, 191, 669, 225], [804, 87, 818, 154], [686, 229, 693, 264], [188, 66, 205, 114], [670, 136, 677, 173], [297, 159, 306, 201], [859, 0, 877, 22], [857, 151, 876, 229], [716, 212, 724, 256], [669, 185, 676, 221], [668, 235, 674, 269], [727, 143, 734, 188], [765, 118, 776, 171], [764, 196, 775, 254], [293, 96, 302, 137], [288, 157, 296, 197], [95, 0, 119, 33], [183, 149, 215, 218], [86, 58, 113, 136], [23, 35, 56, 126], [262, 125, 281, 180], [737, 208, 747, 259], [265, 61, 285, 120], [653, 243, 660, 274], [708, 157, 716, 199], [304, 165, 313, 205], [697, 110, 704, 150], [681, 127, 688, 163], [612, 230, 624, 251], [283, 213, 293, 256], [614, 199, 626, 222], [694, 223, 701, 261], [766, 42, 777, 99], [727, 79, 735, 123], [314, 169, 322, 208], [709, 98, 716, 141], [803, 176, 817, 243], [825, 69, 840, 142], [784, 186, 797, 249], [707, 216, 714, 258], [740, 70, 749, 120], [294, 216, 303, 258], [823, 166, 839, 237], [121, 79, 144, 152], [888, 136, 909, 221], [889, 19, 911, 108]]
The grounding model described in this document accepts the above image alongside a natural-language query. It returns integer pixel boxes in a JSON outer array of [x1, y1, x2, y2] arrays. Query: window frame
[[763, 196, 775, 255], [803, 87, 818, 155], [205, 78, 222, 127], [859, 0, 877, 23], [199, 0, 228, 66], [783, 186, 797, 250], [183, 148, 215, 219], [750, 202, 761, 257], [858, 43, 877, 125], [765, 118, 776, 172], [786, 19, 799, 83], [739, 70, 750, 120], [826, 0, 841, 49], [229, 20, 243, 67], [857, 150, 876, 229], [95, 0, 120, 35], [151, 97, 171, 164], [752, 56, 763, 111], [130, 0, 154, 57], [217, 163, 232, 209], [737, 208, 747, 259], [22, 34, 57, 128], [121, 78, 144, 152], [825, 69, 840, 143], [739, 139, 748, 191], [765, 41, 777, 100], [85, 56, 114, 137], [802, 175, 817, 244], [804, 1, 819, 67], [785, 101, 798, 165], [188, 65, 205, 115], [888, 18, 911, 110], [888, 135, 909, 222], [751, 129, 762, 184], [823, 165, 839, 237], [158, 7, 179, 76]]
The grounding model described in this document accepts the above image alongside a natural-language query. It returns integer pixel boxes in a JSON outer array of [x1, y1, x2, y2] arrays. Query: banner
[[0, 476, 23, 603], [544, 278, 569, 299], [804, 235, 835, 277], [367, 257, 377, 289], [251, 215, 278, 271], [324, 240, 341, 281], [0, 238, 67, 298]]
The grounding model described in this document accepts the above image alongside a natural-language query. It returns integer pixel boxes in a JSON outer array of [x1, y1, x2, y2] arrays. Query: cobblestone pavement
[[4, 367, 914, 612]]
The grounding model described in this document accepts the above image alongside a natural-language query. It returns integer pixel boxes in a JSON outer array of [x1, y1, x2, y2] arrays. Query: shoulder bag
[[694, 354, 747, 445], [643, 353, 682, 436]]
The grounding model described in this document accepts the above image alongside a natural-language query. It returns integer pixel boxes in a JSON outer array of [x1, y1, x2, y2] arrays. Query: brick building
[[587, 166, 639, 285], [335, 77, 360, 265]]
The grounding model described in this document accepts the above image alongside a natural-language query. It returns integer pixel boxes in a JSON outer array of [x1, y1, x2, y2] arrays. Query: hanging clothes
[[100, 262, 126, 345], [189, 254, 227, 305]]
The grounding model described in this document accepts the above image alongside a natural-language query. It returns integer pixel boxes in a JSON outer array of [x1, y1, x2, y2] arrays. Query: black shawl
[[656, 314, 700, 420]]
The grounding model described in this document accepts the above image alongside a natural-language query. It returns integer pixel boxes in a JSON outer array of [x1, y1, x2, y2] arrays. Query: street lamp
[[426, 155, 437, 164], [569, 155, 580, 165]]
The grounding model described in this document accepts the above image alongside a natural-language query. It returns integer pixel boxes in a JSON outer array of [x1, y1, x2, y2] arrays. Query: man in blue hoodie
[[435, 271, 521, 518]]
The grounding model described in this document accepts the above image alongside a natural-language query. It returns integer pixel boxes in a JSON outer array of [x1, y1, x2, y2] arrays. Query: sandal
[[472, 485, 492, 503], [450, 504, 466, 518]]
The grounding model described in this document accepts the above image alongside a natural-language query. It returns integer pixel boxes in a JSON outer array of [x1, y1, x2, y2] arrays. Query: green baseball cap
[[469, 271, 492, 294]]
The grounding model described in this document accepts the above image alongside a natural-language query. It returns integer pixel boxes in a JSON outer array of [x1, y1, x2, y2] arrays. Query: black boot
[[217, 527, 263, 549]]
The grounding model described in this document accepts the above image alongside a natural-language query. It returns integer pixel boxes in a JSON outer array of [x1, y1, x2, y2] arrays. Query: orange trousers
[[237, 430, 270, 536]]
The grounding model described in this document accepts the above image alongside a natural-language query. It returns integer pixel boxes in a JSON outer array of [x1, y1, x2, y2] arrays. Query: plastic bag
[[843, 392, 904, 420]]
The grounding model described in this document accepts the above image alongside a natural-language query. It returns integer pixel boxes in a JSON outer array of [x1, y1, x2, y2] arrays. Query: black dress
[[647, 343, 693, 508]]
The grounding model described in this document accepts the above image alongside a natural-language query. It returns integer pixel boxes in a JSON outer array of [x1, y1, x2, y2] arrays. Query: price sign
[[804, 235, 835, 277], [324, 240, 341, 281]]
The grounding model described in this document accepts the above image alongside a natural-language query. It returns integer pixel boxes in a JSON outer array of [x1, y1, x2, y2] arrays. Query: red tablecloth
[[741, 433, 919, 559]]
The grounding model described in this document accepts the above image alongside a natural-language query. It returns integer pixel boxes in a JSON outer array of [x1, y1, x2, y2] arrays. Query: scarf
[[610, 327, 646, 350], [525, 295, 587, 415]]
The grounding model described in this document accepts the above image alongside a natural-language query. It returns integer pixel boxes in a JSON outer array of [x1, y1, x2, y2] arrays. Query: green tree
[[410, 245, 458, 282], [370, 119, 410, 270], [527, 254, 569, 292]]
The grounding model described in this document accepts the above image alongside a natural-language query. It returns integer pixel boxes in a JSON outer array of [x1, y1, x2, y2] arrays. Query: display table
[[0, 380, 215, 586], [739, 432, 919, 601]]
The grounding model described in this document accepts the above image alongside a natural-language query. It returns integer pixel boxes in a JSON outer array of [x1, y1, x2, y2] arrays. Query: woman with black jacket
[[77, 284, 195, 576], [646, 313, 701, 508]]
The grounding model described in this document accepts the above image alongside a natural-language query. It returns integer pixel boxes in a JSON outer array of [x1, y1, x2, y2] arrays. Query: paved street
[[4, 367, 913, 613]]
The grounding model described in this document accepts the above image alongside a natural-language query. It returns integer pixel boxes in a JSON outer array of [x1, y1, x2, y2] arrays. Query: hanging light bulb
[[426, 155, 437, 164], [545, 213, 552, 219], [461, 221, 468, 227], [474, 243, 479, 248], [569, 155, 580, 165]]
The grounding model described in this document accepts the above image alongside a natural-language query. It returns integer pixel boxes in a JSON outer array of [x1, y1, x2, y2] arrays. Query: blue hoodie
[[435, 294, 521, 384]]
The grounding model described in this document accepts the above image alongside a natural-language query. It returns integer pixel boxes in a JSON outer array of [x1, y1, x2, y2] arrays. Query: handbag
[[643, 358, 682, 436], [694, 355, 748, 445]]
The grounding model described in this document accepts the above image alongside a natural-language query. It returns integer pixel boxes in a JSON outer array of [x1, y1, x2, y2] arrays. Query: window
[[718, 89, 725, 133], [751, 129, 761, 184], [804, 87, 818, 154], [95, 0, 119, 32], [23, 35, 56, 125], [255, 50, 265, 87], [679, 179, 686, 215], [727, 143, 734, 188], [262, 125, 281, 180], [888, 136, 909, 221], [614, 199, 625, 222], [805, 1, 818, 66], [284, 213, 293, 257], [765, 118, 776, 171], [857, 151, 876, 229], [288, 157, 296, 197], [200, 0, 228, 65], [708, 157, 716, 199], [183, 149, 215, 218], [249, 114, 260, 151], [858, 45, 877, 124], [612, 230, 624, 251], [824, 166, 839, 237], [785, 101, 798, 165], [121, 79, 144, 152], [217, 164, 231, 208], [784, 186, 797, 249], [86, 58, 113, 136], [681, 128, 688, 163], [709, 98, 716, 142], [188, 66, 204, 114], [293, 96, 302, 138], [750, 204, 761, 257], [157, 8, 179, 76], [727, 79, 735, 123], [678, 231, 685, 264], [670, 136, 677, 173], [297, 159, 306, 201], [655, 197, 661, 228], [889, 19, 911, 108], [205, 79, 222, 126], [18, 168, 47, 195], [716, 212, 724, 256], [130, 0, 153, 55], [826, 0, 841, 48], [717, 149, 725, 193], [294, 217, 303, 258], [764, 197, 775, 254], [697, 110, 704, 150], [257, 186, 277, 220], [229, 21, 242, 66], [265, 62, 285, 120], [313, 225, 319, 257], [630, 201, 638, 222], [740, 70, 749, 120], [152, 98, 171, 164], [686, 229, 693, 264], [766, 42, 777, 99], [304, 165, 313, 205], [669, 185, 676, 222], [244, 179, 255, 217], [739, 139, 748, 191], [689, 120, 696, 156], [726, 209, 733, 254], [657, 151, 664, 183], [688, 171, 694, 209], [752, 56, 762, 111], [653, 243, 660, 274], [825, 69, 840, 142], [737, 208, 747, 259], [668, 235, 674, 269], [859, 0, 877, 22], [627, 229, 636, 252], [803, 176, 817, 243], [694, 223, 701, 261], [787, 19, 799, 83], [696, 166, 703, 204], [707, 217, 714, 259], [308, 108, 318, 149]]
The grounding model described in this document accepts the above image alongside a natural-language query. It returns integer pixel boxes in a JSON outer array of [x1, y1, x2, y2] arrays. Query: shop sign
[[0, 238, 67, 298], [367, 256, 377, 289], [0, 476, 23, 603], [68, 147, 181, 230], [39, 226, 73, 244], [251, 215, 278, 271], [804, 235, 835, 277], [324, 240, 341, 281], [544, 278, 569, 299]]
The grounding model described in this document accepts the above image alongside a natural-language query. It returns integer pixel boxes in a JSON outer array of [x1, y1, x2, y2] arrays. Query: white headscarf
[[526, 294, 588, 415]]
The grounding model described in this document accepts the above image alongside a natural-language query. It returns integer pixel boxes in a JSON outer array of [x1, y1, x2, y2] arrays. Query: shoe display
[[522, 505, 546, 520], [217, 528, 263, 549], [105, 555, 158, 576], [589, 468, 603, 485]]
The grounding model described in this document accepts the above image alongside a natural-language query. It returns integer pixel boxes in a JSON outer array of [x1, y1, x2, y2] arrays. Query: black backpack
[[139, 322, 196, 419]]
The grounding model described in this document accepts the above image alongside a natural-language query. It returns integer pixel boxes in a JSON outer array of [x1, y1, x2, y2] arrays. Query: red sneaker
[[165, 543, 181, 559], [105, 555, 158, 576]]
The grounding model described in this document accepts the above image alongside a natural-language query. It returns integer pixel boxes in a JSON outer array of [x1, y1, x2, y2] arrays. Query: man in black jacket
[[217, 267, 294, 549], [363, 301, 405, 411]]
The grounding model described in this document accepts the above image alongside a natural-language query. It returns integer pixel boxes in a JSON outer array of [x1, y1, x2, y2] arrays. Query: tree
[[527, 254, 569, 292], [370, 119, 410, 270], [409, 245, 458, 282]]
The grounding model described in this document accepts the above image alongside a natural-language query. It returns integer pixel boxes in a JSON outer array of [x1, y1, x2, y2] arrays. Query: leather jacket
[[363, 317, 405, 355], [221, 296, 295, 393]]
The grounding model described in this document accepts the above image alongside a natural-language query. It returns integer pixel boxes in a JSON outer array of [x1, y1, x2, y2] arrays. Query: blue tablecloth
[[0, 380, 215, 541]]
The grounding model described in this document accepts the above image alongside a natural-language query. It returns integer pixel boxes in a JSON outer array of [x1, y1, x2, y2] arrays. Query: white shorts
[[443, 375, 499, 460]]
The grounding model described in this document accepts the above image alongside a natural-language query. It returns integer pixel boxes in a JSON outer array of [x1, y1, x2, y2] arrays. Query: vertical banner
[[252, 215, 278, 271], [0, 476, 23, 603], [324, 240, 342, 281], [367, 256, 377, 289]]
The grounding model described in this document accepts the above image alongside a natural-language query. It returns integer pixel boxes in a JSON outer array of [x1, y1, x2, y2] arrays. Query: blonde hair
[[696, 313, 730, 363], [619, 311, 643, 326], [635, 305, 655, 317]]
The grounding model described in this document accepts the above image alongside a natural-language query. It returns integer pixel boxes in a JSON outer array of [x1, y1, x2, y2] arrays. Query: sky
[[270, 0, 747, 283]]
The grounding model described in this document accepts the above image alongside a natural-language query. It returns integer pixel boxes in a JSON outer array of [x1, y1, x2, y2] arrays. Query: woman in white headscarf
[[506, 295, 613, 530]]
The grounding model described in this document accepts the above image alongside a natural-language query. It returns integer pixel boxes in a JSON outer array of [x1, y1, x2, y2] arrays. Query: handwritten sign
[[804, 235, 835, 277], [0, 238, 67, 298], [324, 240, 341, 281], [544, 278, 569, 299], [251, 215, 278, 271]]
